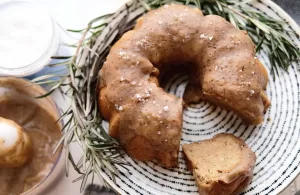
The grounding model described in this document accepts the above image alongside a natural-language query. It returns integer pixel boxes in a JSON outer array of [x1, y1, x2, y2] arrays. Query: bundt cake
[[98, 4, 270, 167], [183, 133, 256, 195]]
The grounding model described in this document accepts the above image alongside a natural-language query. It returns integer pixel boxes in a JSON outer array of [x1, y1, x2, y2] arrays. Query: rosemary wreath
[[31, 0, 300, 192]]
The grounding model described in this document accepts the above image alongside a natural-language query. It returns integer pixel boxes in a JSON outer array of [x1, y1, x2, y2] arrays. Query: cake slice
[[183, 133, 256, 195]]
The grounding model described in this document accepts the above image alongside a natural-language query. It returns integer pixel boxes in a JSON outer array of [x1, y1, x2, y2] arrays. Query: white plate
[[88, 0, 300, 195]]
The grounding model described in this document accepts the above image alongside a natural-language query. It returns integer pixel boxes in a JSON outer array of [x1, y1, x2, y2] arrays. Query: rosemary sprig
[[31, 0, 300, 191], [32, 13, 128, 191]]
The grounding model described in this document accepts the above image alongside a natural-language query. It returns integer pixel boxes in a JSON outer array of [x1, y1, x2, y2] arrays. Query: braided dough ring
[[99, 4, 270, 168]]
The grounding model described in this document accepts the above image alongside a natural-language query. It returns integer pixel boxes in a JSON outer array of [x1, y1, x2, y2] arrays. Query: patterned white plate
[[95, 0, 300, 194]]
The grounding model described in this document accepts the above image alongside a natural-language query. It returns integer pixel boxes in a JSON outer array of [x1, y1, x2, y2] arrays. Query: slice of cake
[[183, 133, 256, 195]]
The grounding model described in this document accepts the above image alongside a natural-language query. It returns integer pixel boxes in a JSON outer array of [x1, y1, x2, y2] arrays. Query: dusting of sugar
[[145, 88, 152, 97], [163, 106, 169, 112], [135, 94, 142, 99], [250, 90, 255, 96], [252, 71, 255, 74], [119, 51, 126, 56], [158, 20, 163, 24], [200, 34, 213, 40], [158, 131, 161, 135], [120, 76, 124, 81], [136, 37, 149, 48], [114, 104, 123, 111], [131, 81, 137, 85]]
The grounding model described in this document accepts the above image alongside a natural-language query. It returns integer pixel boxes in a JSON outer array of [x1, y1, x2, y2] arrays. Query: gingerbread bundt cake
[[98, 4, 270, 167]]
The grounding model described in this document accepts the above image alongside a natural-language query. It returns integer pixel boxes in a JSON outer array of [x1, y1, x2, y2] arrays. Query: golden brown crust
[[183, 133, 256, 195], [98, 4, 269, 167]]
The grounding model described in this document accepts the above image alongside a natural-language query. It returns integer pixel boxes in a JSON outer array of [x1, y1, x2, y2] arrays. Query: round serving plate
[[80, 0, 300, 194]]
